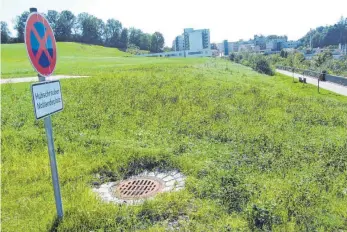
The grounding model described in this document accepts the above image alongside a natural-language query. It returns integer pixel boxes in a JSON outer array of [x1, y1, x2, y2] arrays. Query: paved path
[[276, 69, 347, 97], [1, 75, 89, 84]]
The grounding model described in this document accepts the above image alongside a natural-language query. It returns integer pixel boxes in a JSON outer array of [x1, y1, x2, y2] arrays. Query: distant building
[[137, 50, 212, 58], [239, 43, 256, 52], [218, 35, 301, 55], [172, 40, 176, 51], [217, 41, 240, 55], [254, 35, 266, 50], [182, 28, 210, 51], [339, 43, 347, 55], [282, 40, 301, 49], [173, 35, 185, 51], [238, 44, 250, 52], [141, 27, 211, 58], [223, 40, 229, 55], [230, 42, 239, 53], [172, 28, 211, 52], [265, 38, 287, 51]]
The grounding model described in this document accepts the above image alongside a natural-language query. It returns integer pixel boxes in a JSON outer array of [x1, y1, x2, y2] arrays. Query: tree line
[[300, 17, 347, 48], [0, 10, 165, 53]]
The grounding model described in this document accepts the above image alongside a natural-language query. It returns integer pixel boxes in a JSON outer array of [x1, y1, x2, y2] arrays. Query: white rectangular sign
[[31, 80, 63, 120]]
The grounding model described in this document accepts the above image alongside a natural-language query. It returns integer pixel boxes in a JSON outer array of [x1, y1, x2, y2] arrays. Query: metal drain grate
[[115, 178, 163, 200]]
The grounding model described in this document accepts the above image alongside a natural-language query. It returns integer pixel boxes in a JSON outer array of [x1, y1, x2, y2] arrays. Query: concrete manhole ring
[[93, 170, 186, 205]]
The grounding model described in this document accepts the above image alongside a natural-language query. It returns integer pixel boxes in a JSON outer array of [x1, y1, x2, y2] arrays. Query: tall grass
[[1, 58, 347, 231]]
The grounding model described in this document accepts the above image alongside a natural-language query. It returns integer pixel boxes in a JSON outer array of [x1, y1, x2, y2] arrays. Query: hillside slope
[[1, 42, 204, 78], [1, 42, 129, 78], [2, 59, 347, 231]]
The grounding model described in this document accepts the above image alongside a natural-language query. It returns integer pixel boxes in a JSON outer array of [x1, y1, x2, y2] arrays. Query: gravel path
[[1, 75, 89, 84], [276, 69, 347, 96]]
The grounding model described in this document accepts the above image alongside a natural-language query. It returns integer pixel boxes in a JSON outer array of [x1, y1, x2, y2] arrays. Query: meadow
[[1, 42, 198, 78], [1, 43, 347, 231]]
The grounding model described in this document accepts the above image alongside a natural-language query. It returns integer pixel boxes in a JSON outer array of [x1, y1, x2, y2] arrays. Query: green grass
[[1, 42, 201, 78], [1, 44, 347, 231]]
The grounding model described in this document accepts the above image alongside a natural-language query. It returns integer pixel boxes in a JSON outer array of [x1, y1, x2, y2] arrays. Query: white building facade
[[183, 28, 210, 51]]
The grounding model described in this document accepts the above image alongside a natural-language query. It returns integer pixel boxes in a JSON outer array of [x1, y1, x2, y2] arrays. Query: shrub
[[254, 58, 274, 76], [235, 54, 243, 63], [229, 53, 236, 61]]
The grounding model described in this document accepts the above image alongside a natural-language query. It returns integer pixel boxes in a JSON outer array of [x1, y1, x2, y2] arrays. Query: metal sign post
[[35, 74, 64, 219], [27, 7, 63, 219], [44, 113, 64, 218]]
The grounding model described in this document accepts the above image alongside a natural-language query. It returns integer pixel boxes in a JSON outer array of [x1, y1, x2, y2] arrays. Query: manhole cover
[[115, 178, 164, 200], [93, 170, 185, 204]]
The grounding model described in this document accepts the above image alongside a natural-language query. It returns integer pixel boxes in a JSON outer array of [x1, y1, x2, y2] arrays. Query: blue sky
[[1, 0, 346, 45]]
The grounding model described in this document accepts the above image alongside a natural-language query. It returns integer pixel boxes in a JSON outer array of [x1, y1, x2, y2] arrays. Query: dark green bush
[[229, 53, 236, 61], [254, 58, 274, 76], [235, 54, 243, 63]]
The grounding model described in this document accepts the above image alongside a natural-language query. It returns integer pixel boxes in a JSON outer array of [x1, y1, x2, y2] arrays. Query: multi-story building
[[282, 40, 301, 49], [172, 41, 176, 51], [254, 35, 266, 50], [265, 38, 287, 51], [230, 42, 239, 53], [239, 43, 256, 52], [173, 35, 185, 51], [219, 35, 301, 55], [173, 28, 210, 51], [217, 41, 240, 55]]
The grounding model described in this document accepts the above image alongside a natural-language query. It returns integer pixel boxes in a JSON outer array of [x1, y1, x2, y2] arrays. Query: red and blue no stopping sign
[[25, 12, 57, 76]]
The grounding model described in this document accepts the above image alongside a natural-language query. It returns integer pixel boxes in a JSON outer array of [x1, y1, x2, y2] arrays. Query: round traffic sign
[[25, 12, 57, 77]]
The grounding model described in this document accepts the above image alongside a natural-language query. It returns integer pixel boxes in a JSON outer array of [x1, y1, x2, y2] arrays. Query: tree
[[129, 27, 143, 47], [150, 32, 164, 53], [1, 21, 11, 43], [105, 19, 122, 47], [77, 13, 105, 45], [45, 10, 59, 33], [314, 51, 333, 67], [139, 33, 151, 50], [55, 10, 76, 41], [300, 17, 347, 48], [14, 11, 29, 42], [119, 28, 129, 49]]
